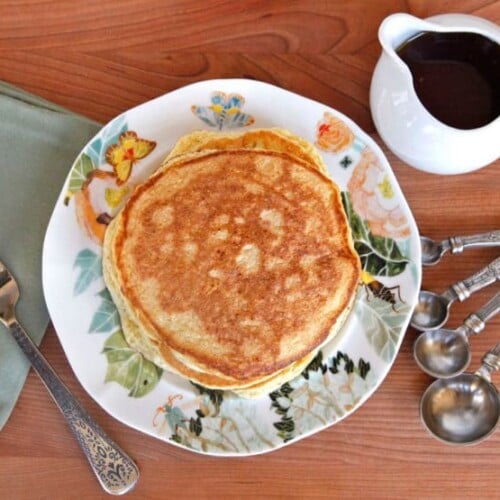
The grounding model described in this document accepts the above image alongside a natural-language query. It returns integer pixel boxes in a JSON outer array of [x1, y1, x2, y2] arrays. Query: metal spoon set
[[410, 229, 500, 445]]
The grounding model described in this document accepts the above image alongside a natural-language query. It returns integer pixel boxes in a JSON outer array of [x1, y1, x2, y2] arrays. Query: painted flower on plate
[[315, 112, 354, 153], [348, 148, 410, 239]]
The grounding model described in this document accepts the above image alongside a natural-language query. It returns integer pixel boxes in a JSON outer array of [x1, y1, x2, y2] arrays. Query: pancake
[[163, 128, 329, 175], [104, 222, 318, 397], [103, 143, 361, 397]]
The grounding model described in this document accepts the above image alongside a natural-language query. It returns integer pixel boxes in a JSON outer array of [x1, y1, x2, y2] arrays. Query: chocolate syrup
[[397, 31, 500, 129]]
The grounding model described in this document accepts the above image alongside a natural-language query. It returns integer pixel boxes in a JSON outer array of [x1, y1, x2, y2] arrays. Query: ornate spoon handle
[[462, 292, 500, 336], [9, 321, 139, 495], [476, 343, 500, 383], [450, 256, 500, 301], [449, 229, 500, 254]]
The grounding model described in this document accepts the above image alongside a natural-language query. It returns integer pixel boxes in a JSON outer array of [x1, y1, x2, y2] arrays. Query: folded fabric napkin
[[0, 81, 101, 430]]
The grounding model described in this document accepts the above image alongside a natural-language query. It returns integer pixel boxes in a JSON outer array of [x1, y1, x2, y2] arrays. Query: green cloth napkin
[[0, 81, 101, 430]]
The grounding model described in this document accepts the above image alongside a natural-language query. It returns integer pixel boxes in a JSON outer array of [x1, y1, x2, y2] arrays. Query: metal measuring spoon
[[413, 292, 500, 378], [411, 256, 500, 331], [421, 229, 500, 266], [420, 343, 500, 445]]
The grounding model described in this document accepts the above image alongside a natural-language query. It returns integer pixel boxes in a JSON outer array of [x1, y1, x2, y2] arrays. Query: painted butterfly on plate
[[105, 131, 156, 185]]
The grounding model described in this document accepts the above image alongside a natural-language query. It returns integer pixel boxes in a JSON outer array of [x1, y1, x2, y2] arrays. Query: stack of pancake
[[103, 128, 361, 398]]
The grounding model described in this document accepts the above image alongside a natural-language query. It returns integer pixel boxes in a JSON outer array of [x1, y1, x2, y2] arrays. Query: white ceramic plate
[[43, 79, 421, 456]]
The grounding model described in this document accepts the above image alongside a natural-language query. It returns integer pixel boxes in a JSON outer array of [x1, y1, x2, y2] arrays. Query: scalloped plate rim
[[41, 78, 421, 457]]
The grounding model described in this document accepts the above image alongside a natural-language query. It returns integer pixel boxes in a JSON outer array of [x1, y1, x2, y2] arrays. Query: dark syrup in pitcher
[[397, 31, 500, 129]]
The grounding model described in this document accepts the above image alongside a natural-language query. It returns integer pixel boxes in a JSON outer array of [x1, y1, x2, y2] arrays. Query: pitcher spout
[[378, 13, 434, 55]]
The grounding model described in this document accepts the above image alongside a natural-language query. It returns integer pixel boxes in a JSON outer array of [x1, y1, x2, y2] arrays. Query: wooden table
[[1, 1, 499, 498]]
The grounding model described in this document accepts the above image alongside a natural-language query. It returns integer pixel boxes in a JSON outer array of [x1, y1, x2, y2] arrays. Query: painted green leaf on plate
[[67, 153, 95, 195], [102, 330, 163, 397], [354, 289, 411, 362], [164, 406, 188, 435], [341, 192, 409, 277], [73, 249, 102, 296], [89, 288, 120, 333]]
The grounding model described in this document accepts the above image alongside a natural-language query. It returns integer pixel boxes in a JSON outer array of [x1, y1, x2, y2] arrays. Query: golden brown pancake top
[[112, 149, 360, 380]]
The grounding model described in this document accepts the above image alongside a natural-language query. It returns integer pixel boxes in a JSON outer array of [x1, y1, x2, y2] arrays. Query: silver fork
[[0, 260, 139, 495]]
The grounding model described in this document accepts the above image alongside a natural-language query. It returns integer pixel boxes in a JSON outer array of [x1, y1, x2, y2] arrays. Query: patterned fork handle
[[8, 320, 139, 495]]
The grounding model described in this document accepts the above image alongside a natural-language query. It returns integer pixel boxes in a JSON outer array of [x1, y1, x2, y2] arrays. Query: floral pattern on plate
[[43, 79, 421, 456], [152, 351, 374, 454]]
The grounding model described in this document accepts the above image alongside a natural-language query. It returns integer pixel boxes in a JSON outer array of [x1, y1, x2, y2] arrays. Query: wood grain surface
[[1, 1, 499, 498]]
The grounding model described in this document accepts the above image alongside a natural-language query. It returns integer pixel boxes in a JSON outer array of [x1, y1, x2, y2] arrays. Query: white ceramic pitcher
[[370, 13, 500, 175]]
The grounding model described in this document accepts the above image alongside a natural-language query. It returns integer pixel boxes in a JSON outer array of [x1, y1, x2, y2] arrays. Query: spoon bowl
[[420, 230, 500, 266], [411, 256, 500, 331], [420, 236, 446, 266], [420, 373, 500, 445], [414, 328, 471, 378], [413, 292, 500, 378], [411, 290, 451, 330]]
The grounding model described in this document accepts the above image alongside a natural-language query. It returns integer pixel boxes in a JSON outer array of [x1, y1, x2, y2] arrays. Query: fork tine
[[0, 262, 11, 289], [0, 259, 19, 299], [0, 259, 19, 325]]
